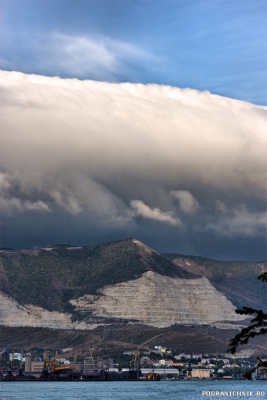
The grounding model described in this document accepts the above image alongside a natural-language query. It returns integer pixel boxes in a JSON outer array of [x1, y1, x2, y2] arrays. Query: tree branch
[[228, 307, 267, 354]]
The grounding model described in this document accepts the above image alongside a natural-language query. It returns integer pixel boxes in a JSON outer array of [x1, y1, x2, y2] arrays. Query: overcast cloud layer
[[0, 71, 266, 260]]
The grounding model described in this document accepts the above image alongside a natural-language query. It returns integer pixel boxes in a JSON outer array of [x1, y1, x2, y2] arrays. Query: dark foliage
[[228, 272, 267, 354], [258, 272, 267, 282]]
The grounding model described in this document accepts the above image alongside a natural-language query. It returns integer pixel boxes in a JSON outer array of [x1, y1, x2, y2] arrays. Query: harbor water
[[0, 380, 266, 400]]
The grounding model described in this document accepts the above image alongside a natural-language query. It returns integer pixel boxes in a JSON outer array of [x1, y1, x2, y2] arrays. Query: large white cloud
[[0, 70, 266, 255], [130, 200, 180, 225]]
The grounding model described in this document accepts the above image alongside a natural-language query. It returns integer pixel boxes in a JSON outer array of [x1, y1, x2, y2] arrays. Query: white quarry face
[[70, 271, 246, 328], [0, 291, 97, 330], [0, 271, 245, 330]]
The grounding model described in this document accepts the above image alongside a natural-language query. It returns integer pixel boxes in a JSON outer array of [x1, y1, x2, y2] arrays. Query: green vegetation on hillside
[[164, 254, 266, 310], [0, 239, 190, 313], [0, 239, 265, 316], [1, 324, 265, 357]]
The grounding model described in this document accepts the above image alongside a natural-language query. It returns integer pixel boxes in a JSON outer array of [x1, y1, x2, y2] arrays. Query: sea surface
[[0, 380, 266, 400]]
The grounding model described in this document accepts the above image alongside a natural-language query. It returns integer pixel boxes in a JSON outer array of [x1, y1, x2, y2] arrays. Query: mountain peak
[[131, 239, 158, 256]]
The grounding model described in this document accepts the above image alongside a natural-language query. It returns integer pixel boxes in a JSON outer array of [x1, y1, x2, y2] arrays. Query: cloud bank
[[0, 71, 266, 259]]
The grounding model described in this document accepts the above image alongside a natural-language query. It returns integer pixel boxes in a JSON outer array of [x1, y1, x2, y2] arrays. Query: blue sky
[[1, 0, 266, 104]]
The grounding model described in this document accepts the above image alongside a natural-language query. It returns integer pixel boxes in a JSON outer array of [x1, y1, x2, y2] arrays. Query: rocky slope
[[0, 239, 194, 313], [0, 290, 97, 330], [0, 239, 265, 330], [70, 271, 245, 328], [163, 254, 267, 310]]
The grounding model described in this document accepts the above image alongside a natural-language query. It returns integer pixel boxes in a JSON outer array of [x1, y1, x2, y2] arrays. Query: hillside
[[163, 254, 267, 310], [1, 324, 265, 358], [0, 239, 266, 332], [0, 239, 195, 313]]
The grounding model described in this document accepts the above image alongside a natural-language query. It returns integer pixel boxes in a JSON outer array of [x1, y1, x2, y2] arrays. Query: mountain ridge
[[0, 238, 266, 331], [163, 253, 267, 310], [0, 238, 197, 313]]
